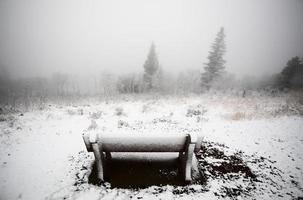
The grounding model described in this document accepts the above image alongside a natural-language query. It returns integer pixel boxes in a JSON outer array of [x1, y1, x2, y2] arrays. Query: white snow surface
[[0, 94, 302, 199]]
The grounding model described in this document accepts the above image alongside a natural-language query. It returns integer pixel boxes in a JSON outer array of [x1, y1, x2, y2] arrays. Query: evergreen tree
[[143, 42, 160, 91], [201, 27, 226, 91], [278, 56, 303, 89]]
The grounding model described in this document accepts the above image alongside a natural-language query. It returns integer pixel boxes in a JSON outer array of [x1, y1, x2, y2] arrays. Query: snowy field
[[0, 93, 303, 200]]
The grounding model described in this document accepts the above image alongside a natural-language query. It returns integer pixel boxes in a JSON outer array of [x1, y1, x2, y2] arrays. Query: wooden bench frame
[[83, 132, 203, 183]]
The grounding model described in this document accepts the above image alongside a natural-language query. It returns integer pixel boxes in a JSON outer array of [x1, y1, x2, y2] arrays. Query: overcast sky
[[0, 0, 303, 78]]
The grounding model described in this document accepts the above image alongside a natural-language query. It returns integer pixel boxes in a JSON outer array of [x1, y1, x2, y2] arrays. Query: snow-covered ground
[[0, 93, 303, 199]]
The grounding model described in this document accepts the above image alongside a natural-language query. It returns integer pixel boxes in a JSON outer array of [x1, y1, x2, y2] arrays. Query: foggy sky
[[0, 0, 303, 78]]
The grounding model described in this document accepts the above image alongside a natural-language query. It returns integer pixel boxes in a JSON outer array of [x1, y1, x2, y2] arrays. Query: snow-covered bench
[[83, 132, 203, 183]]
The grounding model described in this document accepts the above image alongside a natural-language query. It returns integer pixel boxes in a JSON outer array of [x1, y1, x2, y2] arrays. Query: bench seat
[[83, 132, 203, 183]]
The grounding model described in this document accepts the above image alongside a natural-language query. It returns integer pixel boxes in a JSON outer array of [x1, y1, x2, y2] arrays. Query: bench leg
[[191, 154, 201, 181], [184, 143, 195, 183], [104, 152, 112, 181], [83, 133, 92, 152], [92, 143, 105, 181], [178, 151, 183, 161]]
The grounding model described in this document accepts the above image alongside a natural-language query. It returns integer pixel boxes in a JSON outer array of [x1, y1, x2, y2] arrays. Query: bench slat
[[99, 135, 188, 152]]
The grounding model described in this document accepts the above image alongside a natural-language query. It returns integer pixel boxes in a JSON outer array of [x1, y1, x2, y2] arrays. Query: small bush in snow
[[117, 120, 129, 128], [228, 112, 252, 121], [115, 107, 125, 116], [0, 115, 6, 122], [77, 109, 84, 115], [67, 109, 77, 115], [67, 108, 84, 116], [270, 103, 303, 116], [152, 117, 172, 124], [67, 109, 76, 115], [186, 105, 207, 117], [89, 111, 102, 119], [7, 115, 17, 128]]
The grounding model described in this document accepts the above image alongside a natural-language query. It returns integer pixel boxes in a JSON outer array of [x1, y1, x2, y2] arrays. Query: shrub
[[115, 107, 125, 116]]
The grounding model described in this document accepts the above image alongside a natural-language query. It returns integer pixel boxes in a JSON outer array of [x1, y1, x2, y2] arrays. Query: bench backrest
[[83, 132, 202, 153], [99, 135, 188, 152]]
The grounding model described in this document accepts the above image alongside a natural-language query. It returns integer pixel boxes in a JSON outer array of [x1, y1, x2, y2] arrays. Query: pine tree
[[143, 42, 160, 91], [201, 27, 226, 91], [278, 56, 303, 89]]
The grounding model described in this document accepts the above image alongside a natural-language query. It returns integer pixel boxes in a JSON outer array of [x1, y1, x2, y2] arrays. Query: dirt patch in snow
[[196, 141, 303, 199], [196, 141, 257, 198], [198, 141, 256, 179]]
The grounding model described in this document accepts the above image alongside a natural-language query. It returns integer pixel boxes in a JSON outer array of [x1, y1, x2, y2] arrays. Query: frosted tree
[[143, 42, 160, 91], [201, 27, 226, 91]]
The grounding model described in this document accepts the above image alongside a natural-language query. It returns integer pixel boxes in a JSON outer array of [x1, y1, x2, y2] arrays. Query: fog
[[1, 0, 303, 79]]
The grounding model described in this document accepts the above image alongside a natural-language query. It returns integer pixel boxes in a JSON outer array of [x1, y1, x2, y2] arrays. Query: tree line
[[0, 27, 302, 109]]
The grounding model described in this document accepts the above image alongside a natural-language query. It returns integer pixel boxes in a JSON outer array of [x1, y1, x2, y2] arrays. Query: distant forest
[[0, 27, 303, 110]]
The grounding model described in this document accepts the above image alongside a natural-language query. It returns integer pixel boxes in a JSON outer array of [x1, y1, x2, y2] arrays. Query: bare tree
[[99, 71, 117, 99], [52, 72, 68, 97]]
